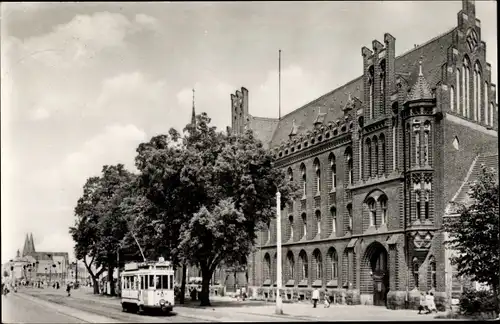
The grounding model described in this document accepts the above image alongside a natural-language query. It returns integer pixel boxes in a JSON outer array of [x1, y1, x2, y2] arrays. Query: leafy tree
[[70, 176, 106, 294], [444, 165, 499, 313], [175, 113, 299, 306]]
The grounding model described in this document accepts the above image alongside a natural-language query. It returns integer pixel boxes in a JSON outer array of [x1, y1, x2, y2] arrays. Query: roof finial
[[191, 88, 196, 126], [418, 56, 423, 77]]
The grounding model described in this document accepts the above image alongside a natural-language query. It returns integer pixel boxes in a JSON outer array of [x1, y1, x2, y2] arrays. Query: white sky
[[1, 1, 497, 263]]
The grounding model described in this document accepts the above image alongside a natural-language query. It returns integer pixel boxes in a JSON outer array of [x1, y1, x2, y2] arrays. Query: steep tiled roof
[[405, 61, 434, 102], [446, 154, 499, 214], [249, 116, 279, 149], [268, 28, 455, 148]]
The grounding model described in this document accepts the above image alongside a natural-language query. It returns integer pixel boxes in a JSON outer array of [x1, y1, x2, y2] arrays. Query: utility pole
[[276, 191, 283, 315]]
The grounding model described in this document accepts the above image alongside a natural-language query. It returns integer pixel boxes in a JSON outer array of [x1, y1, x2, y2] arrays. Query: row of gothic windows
[[413, 180, 432, 221], [263, 248, 340, 283], [413, 121, 431, 167], [368, 60, 386, 119], [366, 195, 388, 227], [289, 149, 354, 199], [413, 256, 437, 290], [450, 56, 495, 126], [365, 134, 387, 178]]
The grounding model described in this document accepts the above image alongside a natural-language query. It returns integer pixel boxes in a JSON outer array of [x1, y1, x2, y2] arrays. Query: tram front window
[[155, 276, 161, 289], [162, 275, 169, 289], [149, 275, 154, 289]]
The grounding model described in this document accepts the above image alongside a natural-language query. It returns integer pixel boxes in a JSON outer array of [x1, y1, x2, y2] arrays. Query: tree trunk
[[180, 263, 187, 304], [200, 269, 213, 306], [92, 277, 100, 294], [108, 266, 115, 296]]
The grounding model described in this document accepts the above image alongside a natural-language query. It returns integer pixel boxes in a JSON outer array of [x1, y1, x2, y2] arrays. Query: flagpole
[[278, 49, 281, 120]]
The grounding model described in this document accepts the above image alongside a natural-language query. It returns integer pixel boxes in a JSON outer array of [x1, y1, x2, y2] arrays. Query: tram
[[120, 257, 175, 314]]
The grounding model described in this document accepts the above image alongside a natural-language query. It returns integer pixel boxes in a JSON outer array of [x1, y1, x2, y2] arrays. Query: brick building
[[229, 0, 498, 310]]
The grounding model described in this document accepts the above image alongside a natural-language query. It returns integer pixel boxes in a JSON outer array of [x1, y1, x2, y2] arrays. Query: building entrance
[[370, 247, 389, 306]]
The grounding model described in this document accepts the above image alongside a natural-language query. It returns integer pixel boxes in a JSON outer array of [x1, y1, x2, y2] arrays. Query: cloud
[[135, 13, 159, 29], [250, 64, 330, 119], [29, 107, 50, 120], [8, 11, 154, 69]]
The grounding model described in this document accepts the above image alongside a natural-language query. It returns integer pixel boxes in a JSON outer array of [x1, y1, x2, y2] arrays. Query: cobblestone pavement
[[20, 286, 449, 322]]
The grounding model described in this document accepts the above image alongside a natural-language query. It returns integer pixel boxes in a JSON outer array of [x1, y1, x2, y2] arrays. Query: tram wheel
[[137, 305, 144, 315], [122, 303, 128, 313]]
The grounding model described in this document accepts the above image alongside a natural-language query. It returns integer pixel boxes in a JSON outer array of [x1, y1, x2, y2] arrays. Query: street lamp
[[275, 190, 283, 315]]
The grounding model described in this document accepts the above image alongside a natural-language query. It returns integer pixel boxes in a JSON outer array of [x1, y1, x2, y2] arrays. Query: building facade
[[229, 0, 498, 310]]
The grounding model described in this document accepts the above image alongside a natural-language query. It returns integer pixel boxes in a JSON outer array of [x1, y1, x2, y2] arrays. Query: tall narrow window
[[332, 159, 337, 190], [369, 66, 374, 119], [287, 253, 294, 280], [415, 127, 421, 166], [367, 138, 372, 178], [380, 134, 386, 174], [477, 69, 482, 122], [359, 137, 363, 179], [316, 210, 321, 236], [424, 122, 430, 165], [347, 204, 353, 231], [331, 207, 337, 236], [368, 199, 376, 227], [473, 66, 478, 120], [462, 63, 467, 117], [490, 102, 494, 126], [484, 82, 489, 125], [314, 159, 321, 195], [429, 257, 436, 289], [416, 190, 422, 221], [302, 213, 307, 239], [288, 168, 293, 182], [413, 257, 419, 289], [380, 197, 388, 225], [267, 221, 271, 243], [330, 249, 338, 280], [300, 164, 306, 198], [380, 60, 386, 113], [374, 137, 379, 176], [424, 191, 430, 220], [289, 215, 294, 241], [348, 157, 353, 185], [456, 69, 461, 115], [264, 254, 271, 280], [392, 122, 397, 170], [465, 58, 470, 118], [314, 250, 322, 280], [450, 86, 455, 112], [300, 251, 308, 280]]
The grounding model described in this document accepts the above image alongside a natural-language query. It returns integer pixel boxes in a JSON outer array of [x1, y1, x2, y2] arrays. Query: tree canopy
[[445, 165, 499, 297]]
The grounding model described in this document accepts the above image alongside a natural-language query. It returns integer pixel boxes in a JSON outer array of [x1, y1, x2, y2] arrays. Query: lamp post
[[275, 190, 283, 315]]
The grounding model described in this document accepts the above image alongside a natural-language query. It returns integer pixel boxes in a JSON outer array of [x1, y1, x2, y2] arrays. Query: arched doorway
[[364, 242, 389, 306]]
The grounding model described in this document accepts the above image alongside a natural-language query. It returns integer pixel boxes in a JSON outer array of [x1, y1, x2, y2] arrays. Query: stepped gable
[[446, 154, 499, 214], [248, 116, 279, 149], [268, 28, 455, 148]]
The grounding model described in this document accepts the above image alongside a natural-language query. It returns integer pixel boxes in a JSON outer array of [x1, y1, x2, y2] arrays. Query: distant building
[[228, 0, 497, 310], [6, 233, 71, 284]]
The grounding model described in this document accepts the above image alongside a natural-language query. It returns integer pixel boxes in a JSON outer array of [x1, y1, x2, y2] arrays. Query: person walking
[[66, 282, 72, 297], [418, 291, 427, 314], [323, 289, 331, 308], [312, 288, 320, 308], [428, 292, 437, 313]]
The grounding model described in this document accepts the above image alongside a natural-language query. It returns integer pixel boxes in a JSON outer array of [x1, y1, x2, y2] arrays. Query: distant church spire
[[191, 88, 196, 126], [30, 233, 35, 253], [22, 234, 30, 256]]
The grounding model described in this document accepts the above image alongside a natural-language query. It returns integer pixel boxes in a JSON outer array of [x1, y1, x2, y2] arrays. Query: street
[[2, 286, 449, 322], [1, 293, 84, 323]]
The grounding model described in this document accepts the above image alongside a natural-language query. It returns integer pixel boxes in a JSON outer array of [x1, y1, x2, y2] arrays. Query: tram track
[[34, 294, 214, 323]]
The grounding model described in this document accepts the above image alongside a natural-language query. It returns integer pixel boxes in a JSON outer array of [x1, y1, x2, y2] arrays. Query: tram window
[[140, 276, 144, 289], [169, 275, 173, 290], [161, 275, 168, 289], [156, 276, 161, 289], [145, 275, 149, 289], [126, 277, 130, 289], [131, 277, 135, 290], [149, 275, 154, 288]]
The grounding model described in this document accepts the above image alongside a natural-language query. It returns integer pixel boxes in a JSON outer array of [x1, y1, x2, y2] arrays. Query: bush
[[459, 288, 498, 318]]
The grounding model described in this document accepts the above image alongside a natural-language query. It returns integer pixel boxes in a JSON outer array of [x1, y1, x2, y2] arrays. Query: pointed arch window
[[423, 121, 430, 165], [315, 210, 321, 236], [450, 86, 455, 112], [368, 198, 376, 227], [424, 190, 430, 220], [366, 138, 372, 178], [490, 102, 495, 126], [380, 60, 386, 113], [289, 215, 294, 241], [314, 250, 323, 280], [373, 137, 379, 176], [345, 147, 353, 185], [330, 249, 338, 280], [347, 204, 353, 231], [380, 134, 386, 174], [287, 168, 293, 182], [392, 120, 397, 170], [413, 257, 420, 289], [301, 213, 307, 239], [267, 221, 271, 243], [314, 159, 321, 195], [429, 256, 436, 289], [416, 190, 422, 221], [287, 252, 295, 280], [456, 69, 461, 115], [477, 67, 481, 122], [414, 124, 421, 166], [329, 154, 337, 191], [379, 196, 388, 225], [473, 64, 478, 121], [484, 82, 489, 125], [264, 254, 271, 280], [331, 207, 337, 236], [463, 58, 470, 118], [299, 251, 309, 280], [300, 164, 306, 198], [369, 66, 374, 119]]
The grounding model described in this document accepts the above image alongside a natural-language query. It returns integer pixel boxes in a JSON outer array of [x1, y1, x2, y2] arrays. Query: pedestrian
[[323, 289, 331, 308], [428, 292, 437, 313], [66, 282, 72, 297], [312, 287, 320, 308], [418, 291, 427, 314]]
